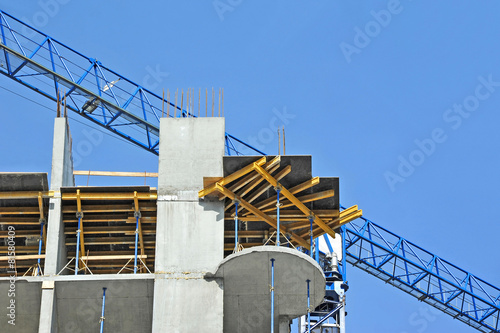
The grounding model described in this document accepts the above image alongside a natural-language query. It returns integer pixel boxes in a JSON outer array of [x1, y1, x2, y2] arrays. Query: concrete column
[[39, 117, 75, 333], [152, 118, 225, 333]]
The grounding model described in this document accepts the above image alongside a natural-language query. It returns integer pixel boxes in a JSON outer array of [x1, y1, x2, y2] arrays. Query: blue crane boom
[[1, 8, 499, 333], [340, 209, 500, 332], [0, 10, 264, 156]]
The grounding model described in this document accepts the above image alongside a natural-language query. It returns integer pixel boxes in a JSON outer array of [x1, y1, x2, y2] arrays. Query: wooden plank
[[62, 192, 157, 201], [224, 230, 265, 238], [65, 236, 156, 245], [63, 215, 157, 223], [0, 230, 42, 237], [64, 226, 156, 235], [198, 156, 267, 197], [62, 203, 156, 213], [0, 207, 41, 214], [67, 250, 155, 257], [74, 171, 158, 177], [0, 217, 41, 223], [79, 255, 147, 260], [224, 243, 263, 251], [0, 254, 45, 261], [0, 246, 39, 254]]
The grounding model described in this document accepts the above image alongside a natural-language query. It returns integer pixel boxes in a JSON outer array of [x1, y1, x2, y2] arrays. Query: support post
[[309, 216, 314, 257], [234, 200, 239, 252], [271, 258, 275, 333], [275, 187, 281, 246], [341, 225, 347, 281], [75, 213, 82, 275], [314, 238, 319, 263], [100, 287, 107, 333], [36, 219, 45, 276], [307, 279, 311, 333], [134, 212, 140, 274]]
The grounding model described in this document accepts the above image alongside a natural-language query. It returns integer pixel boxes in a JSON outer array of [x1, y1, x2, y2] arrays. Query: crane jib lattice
[[0, 10, 263, 156], [342, 208, 500, 333]]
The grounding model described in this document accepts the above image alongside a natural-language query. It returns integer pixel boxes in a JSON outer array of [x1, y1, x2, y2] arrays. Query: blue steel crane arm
[[0, 9, 264, 156], [341, 207, 500, 333]]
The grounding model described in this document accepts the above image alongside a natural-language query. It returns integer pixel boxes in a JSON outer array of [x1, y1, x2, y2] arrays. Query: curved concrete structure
[[214, 246, 326, 332]]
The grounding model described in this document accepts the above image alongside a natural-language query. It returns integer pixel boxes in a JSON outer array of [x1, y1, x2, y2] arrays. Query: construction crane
[[0, 10, 263, 157], [0, 9, 499, 333]]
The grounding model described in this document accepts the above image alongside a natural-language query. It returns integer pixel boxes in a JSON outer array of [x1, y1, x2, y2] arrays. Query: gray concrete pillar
[[39, 117, 75, 333], [152, 118, 225, 333]]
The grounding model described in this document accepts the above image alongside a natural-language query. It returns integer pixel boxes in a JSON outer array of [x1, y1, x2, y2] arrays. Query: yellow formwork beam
[[0, 191, 54, 200], [198, 156, 267, 197], [300, 205, 362, 238], [253, 164, 338, 240], [38, 192, 47, 248], [214, 183, 310, 248], [62, 192, 157, 201]]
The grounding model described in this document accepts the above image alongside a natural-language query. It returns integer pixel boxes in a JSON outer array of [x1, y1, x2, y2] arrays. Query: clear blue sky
[[1, 1, 499, 332]]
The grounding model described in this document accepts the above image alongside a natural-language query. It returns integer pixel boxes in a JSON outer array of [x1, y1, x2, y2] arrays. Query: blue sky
[[1, 1, 499, 332]]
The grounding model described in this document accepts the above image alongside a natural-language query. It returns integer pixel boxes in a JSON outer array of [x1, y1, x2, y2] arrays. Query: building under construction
[[0, 8, 499, 333], [1, 115, 356, 332]]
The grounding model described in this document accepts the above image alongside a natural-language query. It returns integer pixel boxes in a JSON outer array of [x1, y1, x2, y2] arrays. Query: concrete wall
[[152, 118, 225, 333], [1, 280, 42, 333]]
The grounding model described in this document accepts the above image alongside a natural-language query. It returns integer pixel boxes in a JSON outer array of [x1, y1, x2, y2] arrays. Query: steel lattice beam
[[342, 210, 500, 333], [0, 10, 264, 156]]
